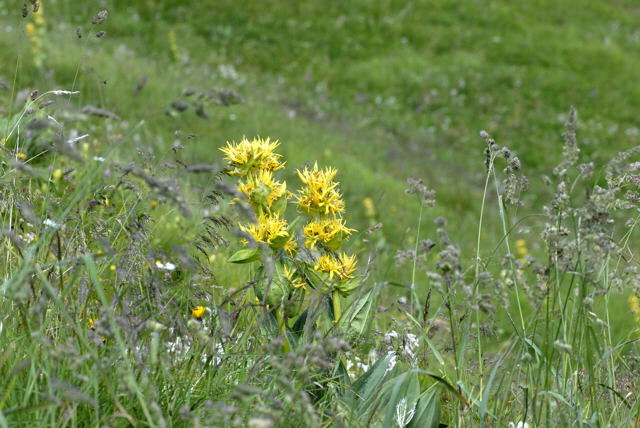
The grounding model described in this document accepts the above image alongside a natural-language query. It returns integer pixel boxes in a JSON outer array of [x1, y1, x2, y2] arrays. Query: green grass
[[1, 0, 640, 426]]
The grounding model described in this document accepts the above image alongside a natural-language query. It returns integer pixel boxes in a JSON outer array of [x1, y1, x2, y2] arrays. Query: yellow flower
[[283, 238, 298, 256], [303, 217, 355, 250], [515, 239, 528, 264], [109, 265, 116, 271], [192, 306, 206, 318], [314, 253, 357, 281], [53, 168, 63, 180], [630, 295, 640, 321], [167, 29, 179, 61], [26, 22, 37, 37], [283, 265, 306, 289], [363, 197, 376, 217], [88, 318, 95, 330], [240, 214, 289, 247], [237, 169, 289, 213], [16, 152, 27, 160], [220, 137, 284, 176], [296, 163, 345, 215]]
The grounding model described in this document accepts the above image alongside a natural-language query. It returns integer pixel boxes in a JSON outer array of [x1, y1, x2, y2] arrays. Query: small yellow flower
[[208, 253, 217, 264], [150, 200, 158, 208], [16, 152, 27, 160], [284, 265, 306, 289], [167, 29, 179, 61], [630, 295, 640, 321], [363, 197, 376, 217], [109, 265, 116, 271], [26, 22, 37, 37], [515, 239, 528, 264], [88, 318, 95, 330], [192, 306, 206, 318], [283, 238, 298, 256], [53, 168, 63, 180]]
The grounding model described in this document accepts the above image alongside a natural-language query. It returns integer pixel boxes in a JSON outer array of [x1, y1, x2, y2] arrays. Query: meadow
[[1, 0, 640, 426]]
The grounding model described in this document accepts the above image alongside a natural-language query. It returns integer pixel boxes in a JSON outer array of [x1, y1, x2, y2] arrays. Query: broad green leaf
[[227, 248, 260, 263], [291, 309, 308, 335], [382, 371, 420, 428], [336, 282, 384, 342], [407, 387, 440, 428], [353, 352, 393, 400]]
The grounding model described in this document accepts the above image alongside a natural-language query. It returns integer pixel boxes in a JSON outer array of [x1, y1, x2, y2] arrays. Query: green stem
[[332, 290, 342, 323], [276, 306, 290, 352], [409, 199, 424, 312]]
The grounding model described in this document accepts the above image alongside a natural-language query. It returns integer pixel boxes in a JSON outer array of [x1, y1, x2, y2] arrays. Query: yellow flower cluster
[[222, 137, 360, 324], [296, 162, 357, 283], [220, 137, 284, 177], [222, 138, 290, 218], [240, 214, 289, 248], [237, 169, 288, 212], [296, 163, 344, 216], [222, 138, 296, 252], [25, 1, 46, 68], [220, 138, 297, 253], [314, 253, 357, 281], [303, 217, 355, 251]]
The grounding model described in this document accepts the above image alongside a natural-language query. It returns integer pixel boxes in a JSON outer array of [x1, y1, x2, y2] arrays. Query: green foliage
[[1, 1, 640, 427]]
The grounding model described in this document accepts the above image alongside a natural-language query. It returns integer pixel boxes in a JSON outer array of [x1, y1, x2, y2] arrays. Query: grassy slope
[[9, 1, 638, 246]]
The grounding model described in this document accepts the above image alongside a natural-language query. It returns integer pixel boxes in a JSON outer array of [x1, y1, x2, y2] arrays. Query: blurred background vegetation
[[3, 0, 640, 252]]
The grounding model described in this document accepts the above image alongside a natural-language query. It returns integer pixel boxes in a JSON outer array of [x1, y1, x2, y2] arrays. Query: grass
[[1, 0, 640, 426]]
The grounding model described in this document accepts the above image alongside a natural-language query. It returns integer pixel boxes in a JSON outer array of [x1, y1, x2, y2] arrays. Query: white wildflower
[[21, 232, 36, 243], [155, 261, 176, 271], [43, 219, 61, 229]]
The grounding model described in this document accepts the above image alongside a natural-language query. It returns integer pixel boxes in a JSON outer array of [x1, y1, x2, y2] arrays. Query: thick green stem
[[332, 290, 342, 323], [276, 306, 290, 352]]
